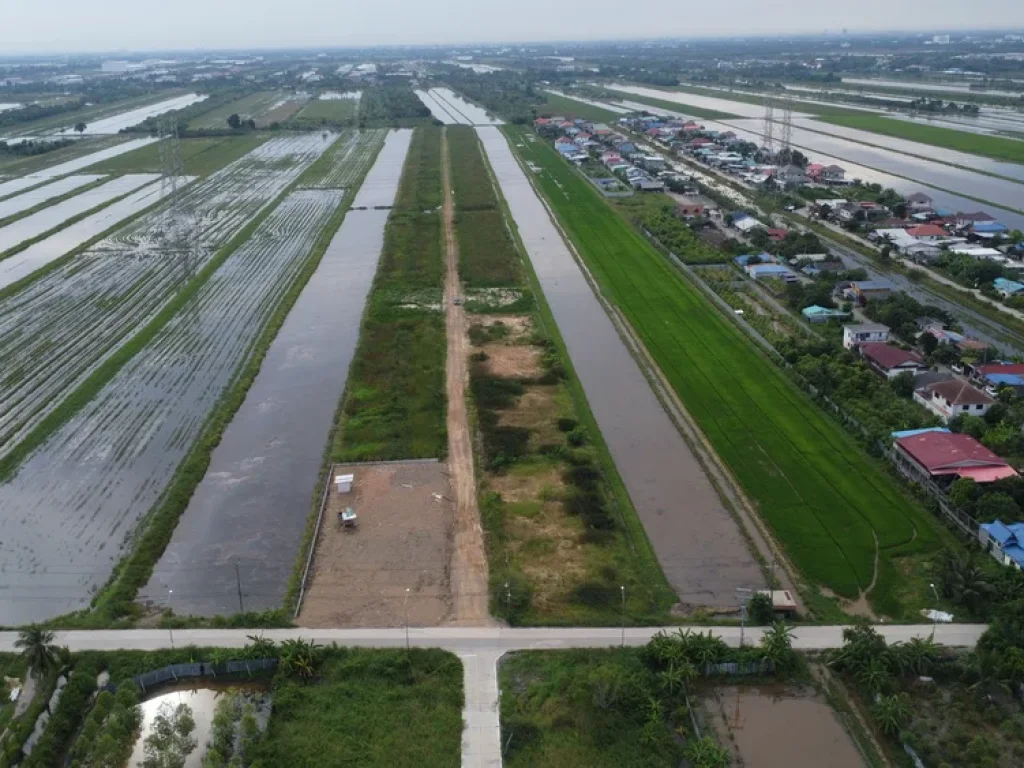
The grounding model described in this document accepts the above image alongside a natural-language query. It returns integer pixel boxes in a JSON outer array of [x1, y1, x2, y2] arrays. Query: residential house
[[994, 277, 1024, 298], [892, 428, 1017, 487], [641, 156, 667, 173], [615, 141, 635, 154], [802, 305, 849, 323], [871, 228, 920, 251], [632, 177, 664, 192], [801, 260, 845, 276], [914, 379, 995, 423], [844, 280, 894, 303], [746, 263, 798, 283], [822, 164, 848, 183], [676, 203, 705, 219], [842, 322, 890, 350], [973, 362, 1024, 396], [775, 164, 810, 187], [766, 228, 788, 243], [906, 224, 948, 241], [979, 521, 1024, 569], [732, 213, 766, 233], [972, 221, 1010, 238], [859, 343, 927, 379], [955, 211, 997, 229], [805, 163, 825, 180], [906, 192, 935, 211]]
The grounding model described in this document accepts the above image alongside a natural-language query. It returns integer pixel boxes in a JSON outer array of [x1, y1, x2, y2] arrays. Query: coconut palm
[[937, 551, 994, 615], [892, 636, 939, 677], [684, 736, 731, 767], [15, 626, 60, 678]]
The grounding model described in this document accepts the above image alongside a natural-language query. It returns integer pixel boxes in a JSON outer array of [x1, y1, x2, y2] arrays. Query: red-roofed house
[[914, 379, 995, 423], [859, 343, 927, 379], [907, 224, 948, 241], [766, 228, 788, 242], [893, 430, 1017, 485]]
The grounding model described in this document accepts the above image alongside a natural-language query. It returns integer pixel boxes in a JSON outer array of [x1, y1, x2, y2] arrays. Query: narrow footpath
[[441, 128, 491, 626]]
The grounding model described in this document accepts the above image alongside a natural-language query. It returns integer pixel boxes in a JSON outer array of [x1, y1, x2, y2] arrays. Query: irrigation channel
[[477, 126, 763, 607], [0, 139, 344, 625], [414, 87, 504, 126], [146, 129, 412, 617], [604, 85, 1024, 229], [0, 137, 157, 199]]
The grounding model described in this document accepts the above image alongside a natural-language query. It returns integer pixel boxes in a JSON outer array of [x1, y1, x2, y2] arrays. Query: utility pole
[[736, 588, 752, 647], [929, 582, 940, 639], [404, 588, 411, 651], [235, 562, 244, 614], [620, 585, 626, 647]]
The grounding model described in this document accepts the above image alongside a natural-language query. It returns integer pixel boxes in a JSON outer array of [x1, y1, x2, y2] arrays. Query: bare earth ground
[[442, 128, 492, 626], [296, 462, 453, 627]]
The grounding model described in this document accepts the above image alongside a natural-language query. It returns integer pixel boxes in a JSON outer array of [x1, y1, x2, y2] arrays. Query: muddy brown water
[[706, 685, 865, 768], [477, 126, 762, 608], [144, 130, 413, 617]]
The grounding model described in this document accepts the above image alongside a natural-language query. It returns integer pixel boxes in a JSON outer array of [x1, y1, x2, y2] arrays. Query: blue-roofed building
[[733, 252, 774, 267], [979, 520, 1024, 569], [801, 305, 849, 323], [973, 221, 1009, 235], [747, 263, 797, 283], [994, 277, 1024, 298], [890, 427, 950, 440]]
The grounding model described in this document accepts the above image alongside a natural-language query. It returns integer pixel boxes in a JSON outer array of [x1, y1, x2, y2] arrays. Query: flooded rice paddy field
[[703, 684, 866, 768], [415, 87, 504, 126], [0, 137, 157, 199], [56, 93, 207, 136], [0, 174, 106, 220], [0, 173, 160, 253], [148, 130, 412, 617], [300, 129, 388, 190], [0, 137, 332, 469], [477, 125, 762, 607], [0, 187, 343, 625]]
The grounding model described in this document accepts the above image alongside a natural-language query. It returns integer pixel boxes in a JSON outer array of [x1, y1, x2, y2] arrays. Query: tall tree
[[15, 626, 61, 678]]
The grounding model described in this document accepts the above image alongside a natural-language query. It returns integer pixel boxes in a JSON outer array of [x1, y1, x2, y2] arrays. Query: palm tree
[[872, 693, 911, 737], [760, 621, 795, 669], [684, 736, 731, 767], [15, 627, 60, 678], [857, 659, 892, 695], [936, 550, 994, 615], [893, 636, 939, 677]]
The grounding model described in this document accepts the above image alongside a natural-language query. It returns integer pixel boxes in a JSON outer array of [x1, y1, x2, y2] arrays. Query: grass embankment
[[602, 86, 741, 120], [330, 125, 447, 462], [86, 134, 268, 176], [0, 136, 125, 178], [253, 648, 463, 766], [816, 112, 1024, 165], [448, 126, 675, 624], [19, 134, 385, 628], [539, 93, 623, 123], [505, 125, 946, 619]]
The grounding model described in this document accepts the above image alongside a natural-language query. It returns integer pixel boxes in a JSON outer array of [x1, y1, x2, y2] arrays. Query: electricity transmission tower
[[780, 103, 794, 156], [762, 98, 776, 159], [156, 119, 199, 287]]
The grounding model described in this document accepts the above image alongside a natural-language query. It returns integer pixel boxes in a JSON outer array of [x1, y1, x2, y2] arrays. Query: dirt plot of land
[[297, 461, 454, 628], [702, 684, 865, 768]]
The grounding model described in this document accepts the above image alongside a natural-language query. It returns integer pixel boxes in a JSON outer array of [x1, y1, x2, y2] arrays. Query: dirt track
[[441, 129, 491, 625]]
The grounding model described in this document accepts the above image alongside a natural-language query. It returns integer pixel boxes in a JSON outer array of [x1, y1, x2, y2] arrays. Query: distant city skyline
[[3, 0, 1024, 55]]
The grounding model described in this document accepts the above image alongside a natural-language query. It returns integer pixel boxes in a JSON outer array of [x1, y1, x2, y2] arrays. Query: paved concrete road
[[1, 624, 983, 768]]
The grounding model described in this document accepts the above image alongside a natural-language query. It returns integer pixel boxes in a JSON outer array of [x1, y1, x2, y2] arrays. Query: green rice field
[[84, 135, 268, 176], [504, 125, 947, 618], [539, 93, 623, 123], [293, 94, 361, 122]]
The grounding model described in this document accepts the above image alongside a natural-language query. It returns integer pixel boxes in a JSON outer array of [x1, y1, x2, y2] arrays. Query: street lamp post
[[929, 582, 940, 638], [736, 587, 752, 647], [167, 589, 175, 650]]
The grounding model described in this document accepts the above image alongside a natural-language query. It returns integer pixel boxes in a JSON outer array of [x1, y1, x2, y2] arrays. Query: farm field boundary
[[502, 124, 946, 619]]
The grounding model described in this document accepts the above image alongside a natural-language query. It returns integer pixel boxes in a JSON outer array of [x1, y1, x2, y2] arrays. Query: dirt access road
[[442, 128, 491, 626]]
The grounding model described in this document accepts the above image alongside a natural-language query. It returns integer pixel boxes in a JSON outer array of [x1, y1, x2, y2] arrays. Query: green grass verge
[[2, 91, 188, 137], [505, 124, 945, 618], [330, 125, 448, 462], [539, 92, 624, 123], [469, 128, 676, 625], [85, 134, 268, 176], [816, 112, 1024, 165], [252, 648, 463, 767], [603, 86, 741, 119]]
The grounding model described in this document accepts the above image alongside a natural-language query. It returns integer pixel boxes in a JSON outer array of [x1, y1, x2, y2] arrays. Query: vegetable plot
[[0, 134, 333, 463], [0, 189, 343, 626]]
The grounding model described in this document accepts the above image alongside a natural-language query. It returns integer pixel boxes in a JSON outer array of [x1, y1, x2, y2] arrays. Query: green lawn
[[539, 93, 623, 123], [505, 125, 945, 618], [602, 86, 741, 120], [252, 648, 463, 767], [293, 95, 361, 122], [84, 135, 268, 176], [815, 112, 1024, 165]]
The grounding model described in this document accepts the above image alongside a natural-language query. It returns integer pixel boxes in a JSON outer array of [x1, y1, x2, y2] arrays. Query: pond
[[703, 684, 866, 768], [127, 681, 270, 768]]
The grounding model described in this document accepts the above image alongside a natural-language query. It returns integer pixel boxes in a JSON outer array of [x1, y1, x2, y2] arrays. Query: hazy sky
[[4, 0, 1024, 53]]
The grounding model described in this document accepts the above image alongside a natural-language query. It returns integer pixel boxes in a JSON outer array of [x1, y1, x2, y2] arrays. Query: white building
[[914, 379, 995, 423], [842, 323, 890, 350]]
